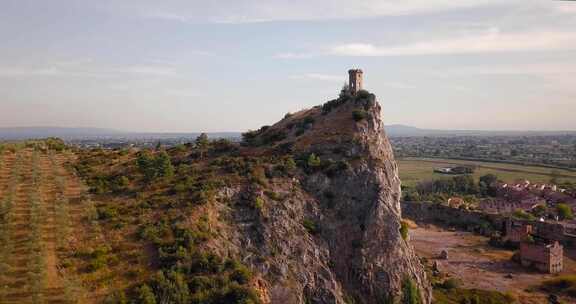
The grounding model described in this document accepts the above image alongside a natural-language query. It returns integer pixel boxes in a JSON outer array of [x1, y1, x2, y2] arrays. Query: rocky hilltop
[[65, 89, 430, 303], [227, 89, 431, 303]]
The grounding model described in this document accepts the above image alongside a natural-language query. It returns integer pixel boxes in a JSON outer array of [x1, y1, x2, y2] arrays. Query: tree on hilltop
[[195, 133, 210, 159]]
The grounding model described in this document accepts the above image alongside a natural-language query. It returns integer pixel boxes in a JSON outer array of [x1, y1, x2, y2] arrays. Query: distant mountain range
[[0, 126, 575, 140], [0, 127, 240, 140]]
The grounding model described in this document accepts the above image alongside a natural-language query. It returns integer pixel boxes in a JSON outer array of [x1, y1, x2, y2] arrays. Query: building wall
[[348, 69, 363, 93], [519, 242, 563, 273], [504, 220, 532, 243]]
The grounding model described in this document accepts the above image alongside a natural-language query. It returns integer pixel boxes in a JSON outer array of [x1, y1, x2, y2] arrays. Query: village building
[[519, 240, 563, 274], [504, 219, 533, 243], [447, 197, 465, 208], [479, 197, 543, 214]]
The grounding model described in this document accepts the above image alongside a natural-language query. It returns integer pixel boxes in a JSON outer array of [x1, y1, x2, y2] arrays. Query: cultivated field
[[398, 158, 576, 187], [0, 147, 86, 303]]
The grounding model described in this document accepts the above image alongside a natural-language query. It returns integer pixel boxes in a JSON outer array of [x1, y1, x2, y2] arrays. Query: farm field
[[0, 147, 86, 303], [397, 158, 576, 187]]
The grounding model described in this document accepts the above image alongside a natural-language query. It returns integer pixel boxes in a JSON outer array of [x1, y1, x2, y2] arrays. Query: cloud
[[553, 2, 576, 14], [290, 73, 344, 82], [124, 65, 177, 76], [452, 63, 576, 76], [0, 66, 106, 78], [163, 89, 203, 98], [0, 62, 179, 78], [273, 52, 314, 59], [328, 29, 576, 56], [379, 81, 416, 89], [290, 73, 416, 89], [131, 0, 512, 24]]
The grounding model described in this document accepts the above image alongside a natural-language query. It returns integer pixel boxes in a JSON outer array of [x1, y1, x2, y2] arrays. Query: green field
[[398, 158, 576, 187]]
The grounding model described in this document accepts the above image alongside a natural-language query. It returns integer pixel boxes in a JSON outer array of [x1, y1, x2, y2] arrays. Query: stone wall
[[401, 201, 504, 235], [401, 201, 576, 247]]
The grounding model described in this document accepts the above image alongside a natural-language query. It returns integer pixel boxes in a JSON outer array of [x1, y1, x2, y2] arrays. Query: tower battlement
[[348, 69, 364, 94]]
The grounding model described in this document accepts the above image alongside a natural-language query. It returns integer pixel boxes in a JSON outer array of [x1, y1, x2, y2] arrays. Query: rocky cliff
[[69, 89, 431, 303], [217, 91, 431, 303]]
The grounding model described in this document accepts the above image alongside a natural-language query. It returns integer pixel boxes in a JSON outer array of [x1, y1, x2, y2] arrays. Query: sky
[[0, 0, 575, 132]]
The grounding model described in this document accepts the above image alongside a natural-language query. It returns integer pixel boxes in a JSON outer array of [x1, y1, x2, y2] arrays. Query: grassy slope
[[538, 275, 576, 299], [433, 288, 515, 304], [70, 145, 270, 303]]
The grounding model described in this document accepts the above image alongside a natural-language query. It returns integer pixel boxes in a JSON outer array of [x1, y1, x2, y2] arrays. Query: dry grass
[[539, 275, 576, 298]]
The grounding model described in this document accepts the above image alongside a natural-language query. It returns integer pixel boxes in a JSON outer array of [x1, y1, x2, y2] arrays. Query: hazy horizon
[[2, 124, 576, 135], [1, 0, 576, 132]]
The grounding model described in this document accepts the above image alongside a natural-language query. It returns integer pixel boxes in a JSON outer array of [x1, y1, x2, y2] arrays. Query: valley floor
[[410, 225, 576, 304], [398, 158, 576, 187]]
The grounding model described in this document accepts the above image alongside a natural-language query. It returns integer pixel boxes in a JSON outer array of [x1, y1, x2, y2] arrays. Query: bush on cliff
[[400, 221, 410, 241], [402, 277, 422, 304]]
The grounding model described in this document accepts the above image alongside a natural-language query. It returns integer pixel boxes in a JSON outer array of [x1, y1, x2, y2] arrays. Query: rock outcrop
[[218, 91, 431, 303]]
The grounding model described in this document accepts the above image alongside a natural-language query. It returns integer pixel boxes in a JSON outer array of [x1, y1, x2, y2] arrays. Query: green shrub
[[262, 129, 287, 144], [512, 209, 536, 221], [557, 203, 574, 220], [241, 130, 261, 146], [104, 290, 127, 304], [137, 150, 174, 181], [352, 109, 370, 122], [442, 278, 460, 290], [275, 156, 297, 176], [114, 176, 130, 192], [264, 191, 281, 201], [322, 95, 349, 114], [306, 154, 321, 170], [254, 197, 264, 210], [402, 277, 422, 304], [97, 206, 119, 221], [400, 221, 409, 241], [229, 264, 252, 284], [153, 271, 190, 304], [250, 167, 268, 187], [303, 219, 320, 235], [295, 128, 306, 136], [325, 160, 350, 177], [434, 288, 515, 304], [138, 284, 157, 304], [303, 116, 315, 125], [356, 89, 372, 99], [211, 139, 236, 153], [88, 245, 112, 272], [540, 275, 576, 298]]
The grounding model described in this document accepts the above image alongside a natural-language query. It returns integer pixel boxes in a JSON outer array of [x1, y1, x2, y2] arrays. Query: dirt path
[[0, 149, 84, 304], [410, 225, 576, 304]]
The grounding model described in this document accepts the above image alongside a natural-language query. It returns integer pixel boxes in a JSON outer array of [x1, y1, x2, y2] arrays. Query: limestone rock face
[[219, 93, 431, 303]]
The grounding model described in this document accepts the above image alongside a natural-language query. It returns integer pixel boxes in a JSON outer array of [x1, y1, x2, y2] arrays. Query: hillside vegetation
[[0, 90, 431, 303]]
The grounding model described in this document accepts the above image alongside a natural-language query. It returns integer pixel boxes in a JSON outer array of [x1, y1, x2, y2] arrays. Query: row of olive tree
[[0, 152, 22, 297], [28, 151, 47, 304]]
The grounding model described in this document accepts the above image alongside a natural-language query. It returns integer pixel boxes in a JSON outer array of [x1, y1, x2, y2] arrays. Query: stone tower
[[348, 69, 363, 94]]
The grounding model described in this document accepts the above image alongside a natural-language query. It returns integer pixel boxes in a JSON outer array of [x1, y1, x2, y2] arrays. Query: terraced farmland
[[0, 147, 84, 304]]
